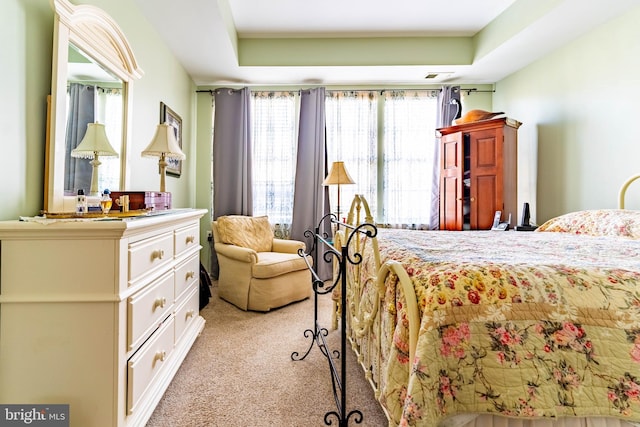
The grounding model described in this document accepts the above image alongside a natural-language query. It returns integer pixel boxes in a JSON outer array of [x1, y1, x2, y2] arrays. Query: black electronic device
[[521, 202, 531, 226], [515, 202, 538, 231]]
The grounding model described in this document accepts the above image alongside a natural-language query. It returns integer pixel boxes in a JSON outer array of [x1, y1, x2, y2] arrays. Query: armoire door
[[468, 128, 504, 230], [439, 131, 464, 230]]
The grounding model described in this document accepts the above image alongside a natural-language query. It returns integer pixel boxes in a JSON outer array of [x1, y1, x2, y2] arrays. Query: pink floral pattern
[[536, 209, 640, 238], [345, 228, 640, 427]]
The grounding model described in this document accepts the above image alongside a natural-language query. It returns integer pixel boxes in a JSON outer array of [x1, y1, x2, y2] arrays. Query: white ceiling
[[133, 0, 640, 87], [228, 0, 516, 37]]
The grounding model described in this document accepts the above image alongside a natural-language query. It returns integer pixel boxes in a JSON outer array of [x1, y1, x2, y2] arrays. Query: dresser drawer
[[175, 224, 199, 258], [128, 232, 174, 283], [127, 316, 174, 415], [175, 285, 199, 344], [174, 254, 199, 300], [128, 271, 174, 351]]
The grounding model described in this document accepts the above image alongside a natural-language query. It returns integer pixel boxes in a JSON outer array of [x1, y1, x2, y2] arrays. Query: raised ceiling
[[133, 0, 640, 86]]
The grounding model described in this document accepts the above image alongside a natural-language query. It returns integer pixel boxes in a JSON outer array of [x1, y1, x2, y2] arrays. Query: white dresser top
[[0, 208, 208, 239]]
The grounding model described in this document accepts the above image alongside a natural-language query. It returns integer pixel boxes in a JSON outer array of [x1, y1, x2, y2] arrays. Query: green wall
[[493, 4, 640, 223], [0, 0, 199, 221], [1, 0, 52, 220]]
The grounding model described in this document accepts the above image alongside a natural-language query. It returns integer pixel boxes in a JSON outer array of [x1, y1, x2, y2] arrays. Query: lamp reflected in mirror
[[71, 122, 118, 196], [142, 123, 186, 192]]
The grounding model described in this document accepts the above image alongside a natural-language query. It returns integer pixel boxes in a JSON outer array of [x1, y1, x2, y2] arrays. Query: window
[[326, 90, 438, 227], [249, 89, 439, 229], [96, 87, 122, 192], [250, 91, 298, 226], [325, 91, 378, 221], [381, 91, 438, 226]]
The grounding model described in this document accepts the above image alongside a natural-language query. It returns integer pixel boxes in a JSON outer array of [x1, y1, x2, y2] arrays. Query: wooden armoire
[[438, 117, 522, 230]]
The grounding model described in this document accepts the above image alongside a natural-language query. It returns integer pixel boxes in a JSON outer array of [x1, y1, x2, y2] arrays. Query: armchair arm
[[272, 238, 305, 254], [214, 242, 258, 263]]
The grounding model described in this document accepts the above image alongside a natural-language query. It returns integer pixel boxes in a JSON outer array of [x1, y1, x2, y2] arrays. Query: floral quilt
[[347, 227, 640, 427]]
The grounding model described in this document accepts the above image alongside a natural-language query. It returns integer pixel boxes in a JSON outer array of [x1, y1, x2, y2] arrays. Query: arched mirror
[[45, 0, 143, 212]]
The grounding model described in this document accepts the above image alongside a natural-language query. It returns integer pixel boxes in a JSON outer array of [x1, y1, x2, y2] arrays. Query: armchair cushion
[[253, 252, 310, 279], [216, 215, 273, 252]]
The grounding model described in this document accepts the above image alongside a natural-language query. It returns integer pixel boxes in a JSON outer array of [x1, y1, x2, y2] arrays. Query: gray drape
[[211, 87, 253, 278], [65, 83, 95, 194], [290, 87, 331, 280], [430, 85, 461, 229]]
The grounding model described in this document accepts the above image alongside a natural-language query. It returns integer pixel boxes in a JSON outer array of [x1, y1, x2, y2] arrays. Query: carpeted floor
[[146, 282, 388, 426]]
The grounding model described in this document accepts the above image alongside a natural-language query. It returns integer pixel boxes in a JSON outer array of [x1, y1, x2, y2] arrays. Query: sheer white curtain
[[382, 90, 438, 228], [251, 91, 299, 238], [325, 91, 378, 221], [326, 90, 438, 228], [95, 87, 122, 192]]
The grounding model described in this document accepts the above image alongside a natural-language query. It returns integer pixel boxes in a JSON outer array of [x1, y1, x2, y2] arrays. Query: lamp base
[[158, 155, 168, 192], [89, 156, 102, 196]]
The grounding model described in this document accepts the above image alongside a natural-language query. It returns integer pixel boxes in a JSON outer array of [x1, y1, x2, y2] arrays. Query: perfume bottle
[[76, 189, 87, 215], [100, 189, 113, 214]]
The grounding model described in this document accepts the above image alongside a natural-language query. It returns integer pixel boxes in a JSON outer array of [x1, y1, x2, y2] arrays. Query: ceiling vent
[[424, 72, 454, 80]]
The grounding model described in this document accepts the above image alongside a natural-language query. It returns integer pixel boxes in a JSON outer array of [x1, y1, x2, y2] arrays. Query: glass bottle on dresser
[[100, 189, 113, 214], [76, 189, 87, 215]]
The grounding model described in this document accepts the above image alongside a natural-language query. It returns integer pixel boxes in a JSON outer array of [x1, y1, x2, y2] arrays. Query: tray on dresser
[[41, 209, 153, 219]]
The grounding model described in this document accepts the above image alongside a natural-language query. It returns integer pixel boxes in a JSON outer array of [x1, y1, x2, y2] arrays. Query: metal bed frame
[[292, 212, 377, 427]]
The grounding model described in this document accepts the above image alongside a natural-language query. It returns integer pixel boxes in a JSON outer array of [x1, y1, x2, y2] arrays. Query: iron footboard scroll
[[292, 212, 377, 427]]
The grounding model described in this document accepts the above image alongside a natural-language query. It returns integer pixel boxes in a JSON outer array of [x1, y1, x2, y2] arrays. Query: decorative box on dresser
[[0, 209, 207, 426], [438, 117, 521, 230]]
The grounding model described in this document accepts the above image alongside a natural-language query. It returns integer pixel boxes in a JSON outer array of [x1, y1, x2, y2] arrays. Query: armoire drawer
[[127, 316, 174, 415], [128, 232, 174, 283], [174, 285, 199, 344], [175, 223, 200, 258], [174, 254, 199, 300], [128, 271, 174, 351]]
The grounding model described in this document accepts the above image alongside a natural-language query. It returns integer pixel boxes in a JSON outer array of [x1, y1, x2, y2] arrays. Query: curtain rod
[[197, 87, 495, 95], [462, 88, 496, 95]]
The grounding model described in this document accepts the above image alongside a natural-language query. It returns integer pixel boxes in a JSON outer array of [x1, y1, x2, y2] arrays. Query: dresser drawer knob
[[186, 310, 195, 319], [153, 350, 166, 364], [185, 235, 195, 244], [153, 297, 167, 309], [151, 249, 165, 261], [185, 271, 195, 280]]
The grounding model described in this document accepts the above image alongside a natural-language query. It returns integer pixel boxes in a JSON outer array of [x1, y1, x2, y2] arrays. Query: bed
[[331, 188, 640, 427]]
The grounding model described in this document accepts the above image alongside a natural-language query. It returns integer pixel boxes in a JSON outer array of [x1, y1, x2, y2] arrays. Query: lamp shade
[[322, 161, 355, 186], [141, 123, 185, 159], [71, 122, 118, 159]]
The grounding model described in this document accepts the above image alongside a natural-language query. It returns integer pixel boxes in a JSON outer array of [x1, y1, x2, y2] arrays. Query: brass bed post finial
[[618, 174, 640, 209]]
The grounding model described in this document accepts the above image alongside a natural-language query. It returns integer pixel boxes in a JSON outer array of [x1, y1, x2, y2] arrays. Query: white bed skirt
[[446, 415, 638, 427]]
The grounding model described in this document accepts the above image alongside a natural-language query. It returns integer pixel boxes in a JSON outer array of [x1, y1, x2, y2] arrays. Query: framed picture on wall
[[160, 102, 182, 177]]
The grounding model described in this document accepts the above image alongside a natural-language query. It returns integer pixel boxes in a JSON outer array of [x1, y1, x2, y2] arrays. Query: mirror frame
[[45, 0, 143, 212]]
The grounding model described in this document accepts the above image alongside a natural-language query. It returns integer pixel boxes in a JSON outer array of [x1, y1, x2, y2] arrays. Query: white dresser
[[0, 209, 207, 426]]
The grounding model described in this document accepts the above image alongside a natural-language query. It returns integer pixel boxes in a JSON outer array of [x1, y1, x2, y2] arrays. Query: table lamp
[[142, 123, 185, 192], [322, 161, 355, 220], [71, 122, 119, 196]]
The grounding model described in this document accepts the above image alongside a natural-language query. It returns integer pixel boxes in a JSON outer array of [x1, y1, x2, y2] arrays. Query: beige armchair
[[212, 215, 312, 311]]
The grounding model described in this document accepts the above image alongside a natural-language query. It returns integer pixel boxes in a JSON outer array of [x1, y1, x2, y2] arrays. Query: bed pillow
[[216, 215, 273, 252], [536, 209, 640, 239]]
